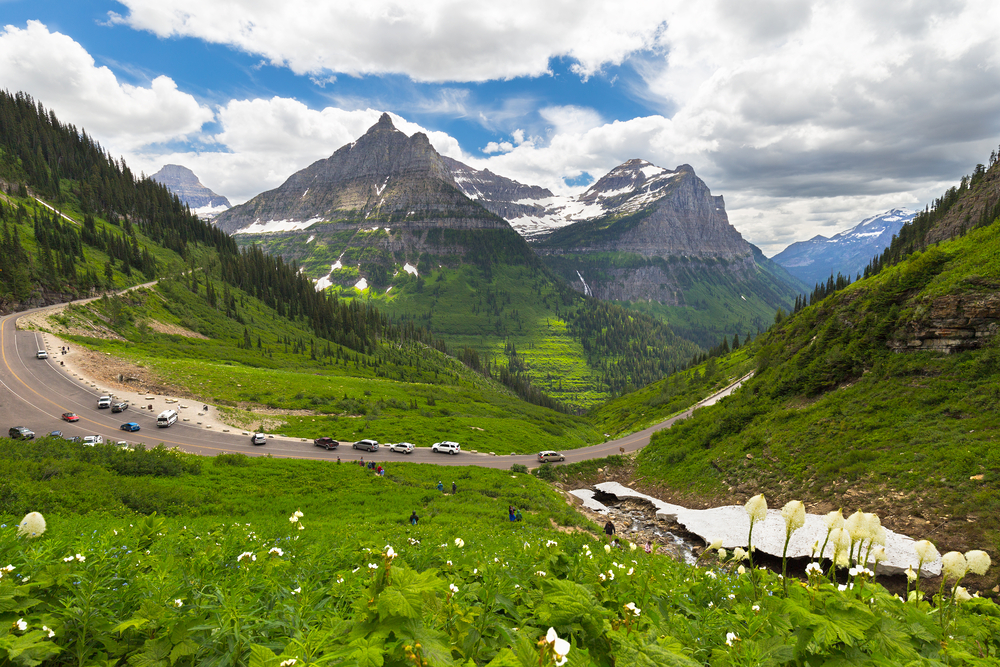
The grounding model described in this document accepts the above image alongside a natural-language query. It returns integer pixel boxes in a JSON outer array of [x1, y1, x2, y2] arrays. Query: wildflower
[[955, 586, 973, 601], [63, 556, 74, 562], [871, 547, 886, 564], [604, 544, 611, 553], [732, 547, 748, 562], [385, 546, 396, 559], [43, 625, 54, 638], [607, 569, 615, 580], [707, 538, 723, 551], [598, 573, 607, 581], [845, 511, 867, 544], [725, 632, 739, 646], [294, 510, 303, 518], [745, 494, 767, 524], [825, 509, 844, 531], [781, 500, 805, 534], [237, 552, 256, 562], [805, 562, 823, 576], [75, 554, 85, 562], [705, 570, 717, 579], [336, 577, 343, 583], [708, 601, 714, 607], [288, 515, 298, 523], [523, 542, 530, 549], [172, 599, 183, 607], [546, 540, 558, 547], [449, 583, 459, 593], [279, 659, 298, 667], [737, 565, 746, 575], [629, 542, 636, 551], [718, 548, 727, 561], [624, 602, 641, 616], [627, 567, 634, 576], [292, 587, 301, 594], [454, 538, 465, 548], [838, 584, 848, 592], [536, 571, 547, 577], [269, 547, 284, 556], [914, 540, 940, 568], [408, 538, 420, 545], [368, 563, 378, 570], [965, 550, 991, 575], [17, 512, 46, 538], [297, 524, 304, 531], [544, 627, 571, 666], [446, 560, 452, 566], [941, 552, 967, 583], [905, 567, 917, 582], [752, 604, 760, 612]]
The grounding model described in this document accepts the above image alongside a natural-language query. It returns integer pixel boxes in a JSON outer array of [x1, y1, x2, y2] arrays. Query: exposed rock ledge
[[572, 482, 941, 577]]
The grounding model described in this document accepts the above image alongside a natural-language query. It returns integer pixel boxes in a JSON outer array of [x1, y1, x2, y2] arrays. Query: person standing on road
[[410, 510, 419, 525]]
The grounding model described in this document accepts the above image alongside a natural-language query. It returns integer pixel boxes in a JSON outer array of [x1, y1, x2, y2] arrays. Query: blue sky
[[2, 0, 1000, 254]]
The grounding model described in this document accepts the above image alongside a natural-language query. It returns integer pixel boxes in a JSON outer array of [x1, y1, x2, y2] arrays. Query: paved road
[[0, 302, 749, 468]]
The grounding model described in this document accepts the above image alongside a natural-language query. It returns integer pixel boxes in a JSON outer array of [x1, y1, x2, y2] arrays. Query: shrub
[[510, 463, 528, 473]]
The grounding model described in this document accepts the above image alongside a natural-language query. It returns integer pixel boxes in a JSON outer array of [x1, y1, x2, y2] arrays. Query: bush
[[533, 463, 557, 481], [510, 463, 528, 473]]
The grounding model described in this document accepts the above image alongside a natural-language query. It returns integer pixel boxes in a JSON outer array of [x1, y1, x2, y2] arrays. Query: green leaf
[[247, 644, 277, 667], [168, 638, 199, 665], [112, 618, 150, 634], [349, 637, 385, 667]]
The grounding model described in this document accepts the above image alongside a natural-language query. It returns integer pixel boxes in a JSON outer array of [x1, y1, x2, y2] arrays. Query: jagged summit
[[151, 164, 231, 219]]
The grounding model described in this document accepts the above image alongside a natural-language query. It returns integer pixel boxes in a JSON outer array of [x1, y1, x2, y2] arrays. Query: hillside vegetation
[[2, 438, 999, 666], [636, 214, 1000, 556]]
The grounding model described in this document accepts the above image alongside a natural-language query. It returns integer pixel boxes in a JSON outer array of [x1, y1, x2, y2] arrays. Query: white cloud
[[110, 0, 671, 82], [0, 21, 212, 153]]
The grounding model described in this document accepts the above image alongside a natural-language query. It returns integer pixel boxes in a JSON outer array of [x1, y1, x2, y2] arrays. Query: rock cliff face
[[151, 165, 231, 218], [443, 156, 554, 222], [889, 288, 1000, 353]]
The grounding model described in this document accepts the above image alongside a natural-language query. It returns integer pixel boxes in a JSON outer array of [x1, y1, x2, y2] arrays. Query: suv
[[111, 401, 129, 413], [8, 426, 35, 440], [431, 441, 461, 455], [537, 450, 565, 463], [82, 435, 104, 446], [314, 437, 339, 450], [97, 396, 112, 409], [353, 439, 379, 452], [251, 433, 267, 446], [36, 350, 48, 359], [389, 442, 414, 454]]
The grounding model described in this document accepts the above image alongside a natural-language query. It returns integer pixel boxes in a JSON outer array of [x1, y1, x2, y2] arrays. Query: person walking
[[451, 481, 457, 494], [508, 506, 516, 522], [410, 510, 419, 525], [604, 520, 616, 541]]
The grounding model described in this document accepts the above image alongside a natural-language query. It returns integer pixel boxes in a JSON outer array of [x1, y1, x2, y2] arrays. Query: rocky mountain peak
[[151, 164, 231, 219]]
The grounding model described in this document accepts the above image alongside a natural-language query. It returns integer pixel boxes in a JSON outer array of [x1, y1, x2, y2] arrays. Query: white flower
[[368, 563, 378, 570], [449, 583, 459, 593], [17, 512, 46, 538], [752, 604, 760, 612], [408, 538, 420, 545], [629, 542, 636, 551], [955, 586, 973, 601], [454, 538, 465, 548], [624, 602, 641, 616], [292, 587, 301, 594], [965, 550, 991, 575], [15, 618, 27, 632], [63, 556, 74, 562], [905, 566, 917, 582], [523, 541, 530, 549], [914, 540, 940, 566], [297, 524, 304, 531], [824, 509, 844, 531], [737, 565, 746, 575], [604, 544, 611, 553], [838, 584, 848, 591], [43, 625, 54, 638], [446, 560, 452, 566], [705, 570, 717, 579], [385, 546, 396, 559], [288, 515, 298, 523], [598, 573, 607, 581], [781, 500, 805, 534], [293, 510, 303, 518], [279, 659, 298, 667], [725, 632, 739, 646], [708, 601, 714, 607], [2, 565, 12, 572], [727, 594, 736, 600], [473, 568, 478, 574], [607, 569, 615, 581], [707, 537, 723, 551], [337, 577, 343, 583], [718, 548, 727, 561], [269, 547, 284, 556], [535, 570, 547, 576], [173, 599, 183, 607], [745, 494, 767, 524], [805, 562, 823, 575], [237, 552, 255, 562], [546, 540, 558, 547], [871, 547, 886, 563], [627, 567, 634, 576], [941, 552, 967, 582], [545, 628, 571, 666], [732, 547, 748, 562], [75, 554, 85, 562]]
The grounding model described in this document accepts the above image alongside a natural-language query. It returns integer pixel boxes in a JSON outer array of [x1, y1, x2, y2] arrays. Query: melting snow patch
[[354, 278, 368, 291], [640, 164, 667, 179], [403, 263, 418, 276], [235, 218, 323, 234], [385, 286, 392, 294], [306, 235, 315, 243], [302, 189, 309, 198], [740, 295, 746, 301], [332, 260, 342, 270]]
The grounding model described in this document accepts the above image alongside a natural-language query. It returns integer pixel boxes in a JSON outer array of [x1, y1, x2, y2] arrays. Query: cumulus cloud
[[109, 0, 671, 82], [0, 21, 213, 153]]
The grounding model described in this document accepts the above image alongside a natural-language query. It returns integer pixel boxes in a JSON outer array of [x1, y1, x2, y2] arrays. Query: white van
[[156, 409, 178, 427]]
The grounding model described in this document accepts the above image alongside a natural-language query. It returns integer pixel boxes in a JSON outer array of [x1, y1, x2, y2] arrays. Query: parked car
[[82, 435, 104, 446], [111, 401, 129, 413], [97, 396, 112, 409], [65, 436, 82, 443], [120, 422, 141, 432], [61, 412, 80, 422], [314, 436, 339, 450], [36, 350, 48, 359], [431, 441, 461, 455], [251, 433, 267, 446], [47, 430, 63, 438], [537, 450, 565, 463], [8, 426, 35, 439], [389, 442, 415, 454], [353, 439, 379, 452]]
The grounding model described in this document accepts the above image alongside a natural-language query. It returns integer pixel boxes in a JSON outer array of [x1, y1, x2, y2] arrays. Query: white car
[[97, 396, 112, 409], [389, 442, 415, 454], [36, 350, 48, 359], [431, 441, 461, 455], [82, 435, 104, 446]]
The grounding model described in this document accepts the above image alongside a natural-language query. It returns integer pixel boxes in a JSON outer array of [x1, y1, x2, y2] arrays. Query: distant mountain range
[[151, 164, 231, 219], [770, 208, 915, 287]]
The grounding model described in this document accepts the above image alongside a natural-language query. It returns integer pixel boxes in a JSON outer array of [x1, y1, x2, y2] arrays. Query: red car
[[61, 412, 80, 422]]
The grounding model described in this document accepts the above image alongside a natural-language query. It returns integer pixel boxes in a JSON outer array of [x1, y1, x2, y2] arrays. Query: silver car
[[389, 442, 414, 454]]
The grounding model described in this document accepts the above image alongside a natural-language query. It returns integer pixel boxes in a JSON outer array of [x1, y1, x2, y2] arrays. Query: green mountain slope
[[636, 211, 1000, 553]]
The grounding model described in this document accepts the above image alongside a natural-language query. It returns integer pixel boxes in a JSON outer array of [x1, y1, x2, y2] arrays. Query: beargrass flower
[[604, 544, 611, 553], [732, 547, 748, 562], [17, 512, 46, 538], [965, 550, 991, 575], [914, 540, 939, 567], [781, 500, 806, 534], [288, 515, 298, 523], [544, 627, 571, 666], [624, 602, 640, 616], [737, 565, 746, 575], [941, 552, 967, 583], [718, 548, 727, 561], [905, 566, 917, 582], [292, 587, 301, 594], [955, 586, 973, 601], [745, 494, 767, 523], [707, 538, 723, 551]]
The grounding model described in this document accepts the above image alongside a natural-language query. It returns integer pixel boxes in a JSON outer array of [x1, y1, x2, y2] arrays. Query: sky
[[2, 1, 1000, 255]]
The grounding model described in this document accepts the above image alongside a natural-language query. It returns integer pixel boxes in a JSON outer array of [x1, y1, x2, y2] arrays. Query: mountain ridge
[[151, 164, 231, 219]]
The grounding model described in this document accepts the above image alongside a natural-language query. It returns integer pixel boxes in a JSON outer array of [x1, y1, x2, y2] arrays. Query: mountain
[[771, 208, 915, 288], [151, 164, 231, 219], [523, 160, 806, 347]]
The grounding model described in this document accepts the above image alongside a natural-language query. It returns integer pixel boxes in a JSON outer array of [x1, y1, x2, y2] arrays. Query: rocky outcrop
[[443, 156, 554, 221], [888, 290, 1000, 353], [151, 165, 231, 216]]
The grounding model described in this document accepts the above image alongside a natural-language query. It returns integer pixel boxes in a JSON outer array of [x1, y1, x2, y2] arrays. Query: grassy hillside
[[34, 274, 602, 453], [634, 217, 1000, 556], [2, 437, 998, 666]]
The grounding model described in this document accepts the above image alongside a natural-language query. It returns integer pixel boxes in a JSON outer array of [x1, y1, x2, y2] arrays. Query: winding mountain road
[[0, 301, 748, 468]]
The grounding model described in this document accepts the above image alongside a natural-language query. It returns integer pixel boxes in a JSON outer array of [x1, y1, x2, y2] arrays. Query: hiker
[[515, 509, 522, 522], [437, 481, 444, 492], [337, 456, 341, 464], [451, 481, 457, 494], [376, 465, 383, 476], [410, 510, 419, 525], [604, 520, 616, 540], [508, 506, 516, 522]]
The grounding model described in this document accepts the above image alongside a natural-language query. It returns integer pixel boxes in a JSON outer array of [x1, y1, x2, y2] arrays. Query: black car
[[111, 401, 129, 413], [314, 437, 339, 450], [8, 426, 34, 440]]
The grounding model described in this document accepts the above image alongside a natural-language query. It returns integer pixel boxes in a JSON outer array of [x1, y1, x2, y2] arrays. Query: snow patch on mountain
[[235, 217, 325, 234]]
